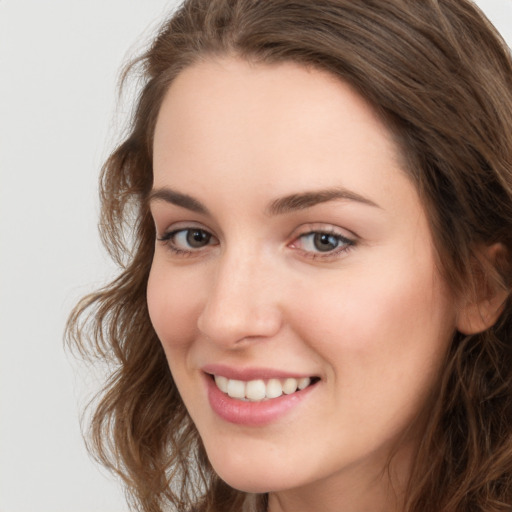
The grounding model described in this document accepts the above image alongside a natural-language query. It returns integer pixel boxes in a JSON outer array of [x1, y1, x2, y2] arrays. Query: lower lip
[[205, 374, 317, 426]]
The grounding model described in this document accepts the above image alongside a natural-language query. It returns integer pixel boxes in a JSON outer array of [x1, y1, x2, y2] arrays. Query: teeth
[[214, 375, 228, 393], [283, 378, 298, 394], [227, 379, 246, 399], [246, 379, 266, 401], [214, 375, 312, 401], [298, 377, 310, 390], [266, 378, 283, 399]]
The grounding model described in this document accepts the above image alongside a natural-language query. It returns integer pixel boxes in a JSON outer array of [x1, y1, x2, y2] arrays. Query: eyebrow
[[148, 188, 210, 215], [148, 186, 380, 216], [266, 187, 381, 215]]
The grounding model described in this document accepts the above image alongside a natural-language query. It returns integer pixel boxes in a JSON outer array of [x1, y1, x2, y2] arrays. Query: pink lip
[[202, 363, 313, 381], [202, 369, 318, 427]]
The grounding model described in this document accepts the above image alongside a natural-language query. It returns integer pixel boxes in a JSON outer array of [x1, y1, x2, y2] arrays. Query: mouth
[[207, 373, 320, 402], [202, 367, 320, 425]]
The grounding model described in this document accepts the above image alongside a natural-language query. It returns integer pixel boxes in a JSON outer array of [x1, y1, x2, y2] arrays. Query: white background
[[1, 1, 511, 511]]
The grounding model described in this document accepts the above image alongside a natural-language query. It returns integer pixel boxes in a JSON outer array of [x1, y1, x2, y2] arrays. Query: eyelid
[[155, 220, 357, 260], [287, 223, 357, 259], [156, 222, 219, 256], [289, 223, 357, 242], [155, 219, 212, 239]]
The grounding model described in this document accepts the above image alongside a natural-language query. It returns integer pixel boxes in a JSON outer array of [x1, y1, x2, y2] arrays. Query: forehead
[[155, 57, 393, 139], [154, 58, 401, 171], [152, 57, 414, 217]]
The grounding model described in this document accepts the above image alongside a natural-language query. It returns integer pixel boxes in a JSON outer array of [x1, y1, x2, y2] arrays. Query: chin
[[215, 469, 292, 494], [205, 447, 301, 494]]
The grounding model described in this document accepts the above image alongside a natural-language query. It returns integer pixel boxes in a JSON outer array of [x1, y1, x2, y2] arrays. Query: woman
[[67, 1, 512, 511]]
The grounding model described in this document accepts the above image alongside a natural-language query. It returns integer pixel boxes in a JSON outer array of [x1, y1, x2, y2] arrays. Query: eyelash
[[290, 229, 355, 260], [157, 227, 355, 260], [157, 228, 218, 257]]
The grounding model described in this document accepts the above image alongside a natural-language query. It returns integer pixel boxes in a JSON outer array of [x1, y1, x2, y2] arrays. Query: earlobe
[[456, 243, 509, 335]]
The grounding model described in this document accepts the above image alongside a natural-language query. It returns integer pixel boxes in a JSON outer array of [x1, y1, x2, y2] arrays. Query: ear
[[456, 243, 509, 335]]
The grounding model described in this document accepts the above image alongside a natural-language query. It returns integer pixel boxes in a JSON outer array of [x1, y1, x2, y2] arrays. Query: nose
[[197, 249, 283, 348]]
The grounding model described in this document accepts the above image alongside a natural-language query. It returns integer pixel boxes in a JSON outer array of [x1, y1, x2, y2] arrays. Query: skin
[[147, 57, 460, 512]]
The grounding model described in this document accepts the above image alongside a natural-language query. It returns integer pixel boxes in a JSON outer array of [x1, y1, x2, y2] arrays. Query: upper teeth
[[214, 375, 311, 401]]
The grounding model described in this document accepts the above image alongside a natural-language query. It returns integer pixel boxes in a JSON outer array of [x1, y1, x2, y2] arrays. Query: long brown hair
[[66, 1, 512, 511]]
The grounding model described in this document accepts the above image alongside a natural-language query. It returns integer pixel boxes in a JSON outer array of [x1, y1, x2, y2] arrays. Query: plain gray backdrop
[[1, 1, 511, 511]]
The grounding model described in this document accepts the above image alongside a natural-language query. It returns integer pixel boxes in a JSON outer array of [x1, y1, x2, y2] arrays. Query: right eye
[[158, 228, 218, 254]]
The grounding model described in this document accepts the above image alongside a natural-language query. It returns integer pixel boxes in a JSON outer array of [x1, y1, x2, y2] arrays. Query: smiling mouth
[[209, 374, 320, 402]]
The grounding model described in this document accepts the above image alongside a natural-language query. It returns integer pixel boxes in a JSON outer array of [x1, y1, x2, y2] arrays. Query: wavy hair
[[66, 1, 512, 511]]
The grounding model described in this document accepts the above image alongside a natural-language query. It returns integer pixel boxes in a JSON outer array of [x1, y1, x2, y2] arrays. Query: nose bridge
[[197, 244, 282, 346]]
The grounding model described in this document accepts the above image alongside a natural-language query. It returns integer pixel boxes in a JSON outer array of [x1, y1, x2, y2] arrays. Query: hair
[[66, 1, 512, 511]]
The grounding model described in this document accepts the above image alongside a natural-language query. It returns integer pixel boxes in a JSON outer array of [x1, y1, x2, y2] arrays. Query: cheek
[[146, 260, 203, 350], [289, 252, 455, 402]]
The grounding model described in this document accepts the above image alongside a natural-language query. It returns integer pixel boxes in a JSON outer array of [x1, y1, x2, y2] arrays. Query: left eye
[[184, 229, 211, 248], [165, 228, 215, 250], [295, 231, 352, 253]]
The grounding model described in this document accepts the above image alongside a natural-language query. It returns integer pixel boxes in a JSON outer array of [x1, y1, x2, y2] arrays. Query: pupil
[[313, 233, 338, 252], [187, 229, 210, 248]]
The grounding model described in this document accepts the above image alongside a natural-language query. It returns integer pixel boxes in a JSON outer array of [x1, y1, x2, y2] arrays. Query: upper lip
[[202, 363, 316, 381]]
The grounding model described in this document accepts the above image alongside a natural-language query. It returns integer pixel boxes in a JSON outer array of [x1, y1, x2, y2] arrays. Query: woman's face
[[148, 58, 458, 504]]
